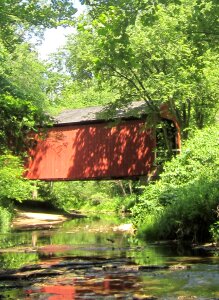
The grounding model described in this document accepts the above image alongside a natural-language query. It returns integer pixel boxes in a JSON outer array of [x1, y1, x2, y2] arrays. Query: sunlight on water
[[0, 215, 218, 299]]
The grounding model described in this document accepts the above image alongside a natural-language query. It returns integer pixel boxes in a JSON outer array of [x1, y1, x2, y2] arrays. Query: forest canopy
[[58, 0, 219, 137]]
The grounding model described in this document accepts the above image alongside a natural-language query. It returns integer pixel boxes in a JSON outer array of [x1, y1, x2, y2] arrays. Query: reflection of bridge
[[25, 102, 180, 181]]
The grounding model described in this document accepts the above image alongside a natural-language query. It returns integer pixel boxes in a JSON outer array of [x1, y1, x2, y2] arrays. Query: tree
[[0, 38, 49, 154], [0, 0, 78, 229], [5, 43, 47, 108], [72, 0, 219, 137], [0, 0, 76, 50], [0, 0, 79, 153]]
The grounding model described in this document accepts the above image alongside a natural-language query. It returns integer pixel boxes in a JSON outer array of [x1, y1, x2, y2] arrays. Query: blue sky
[[37, 0, 85, 60]]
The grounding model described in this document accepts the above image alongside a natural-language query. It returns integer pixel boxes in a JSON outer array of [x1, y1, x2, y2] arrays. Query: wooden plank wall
[[25, 119, 156, 181]]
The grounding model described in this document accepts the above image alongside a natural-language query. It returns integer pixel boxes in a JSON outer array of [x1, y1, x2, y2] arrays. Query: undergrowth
[[132, 124, 219, 242]]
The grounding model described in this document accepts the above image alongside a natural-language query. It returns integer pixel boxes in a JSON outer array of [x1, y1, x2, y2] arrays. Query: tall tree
[[0, 0, 77, 153], [0, 39, 48, 153], [72, 0, 219, 136]]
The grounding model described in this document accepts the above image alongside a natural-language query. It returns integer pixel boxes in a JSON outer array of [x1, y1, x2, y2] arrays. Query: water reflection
[[0, 215, 218, 299], [25, 273, 141, 300]]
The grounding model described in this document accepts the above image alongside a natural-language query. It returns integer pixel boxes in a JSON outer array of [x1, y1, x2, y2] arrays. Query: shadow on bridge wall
[[25, 120, 156, 180]]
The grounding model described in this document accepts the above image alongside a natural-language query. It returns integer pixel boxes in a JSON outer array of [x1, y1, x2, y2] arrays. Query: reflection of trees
[[0, 230, 45, 269], [51, 218, 115, 247], [0, 252, 38, 269], [127, 245, 169, 266]]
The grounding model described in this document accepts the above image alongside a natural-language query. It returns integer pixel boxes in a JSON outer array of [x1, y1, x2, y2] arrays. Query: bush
[[37, 180, 127, 213], [210, 221, 219, 245], [0, 153, 35, 232], [0, 153, 33, 202], [132, 124, 219, 242], [0, 206, 12, 233]]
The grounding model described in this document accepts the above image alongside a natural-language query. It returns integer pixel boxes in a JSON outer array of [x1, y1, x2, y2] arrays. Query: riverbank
[[12, 208, 135, 234], [12, 209, 68, 230], [12, 208, 219, 256], [12, 200, 85, 230]]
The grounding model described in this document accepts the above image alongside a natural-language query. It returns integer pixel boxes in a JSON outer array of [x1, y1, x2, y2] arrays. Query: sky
[[37, 0, 85, 60]]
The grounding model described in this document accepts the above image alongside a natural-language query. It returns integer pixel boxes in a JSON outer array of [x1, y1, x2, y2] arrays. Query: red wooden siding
[[25, 119, 156, 180]]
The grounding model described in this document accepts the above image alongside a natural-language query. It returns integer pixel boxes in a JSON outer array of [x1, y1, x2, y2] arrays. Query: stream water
[[0, 215, 218, 299]]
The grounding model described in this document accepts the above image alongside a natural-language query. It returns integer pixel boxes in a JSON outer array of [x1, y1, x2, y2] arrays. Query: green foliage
[[7, 43, 48, 107], [71, 0, 219, 135], [0, 0, 77, 151], [0, 4, 61, 231], [44, 45, 118, 114], [0, 206, 12, 234], [45, 78, 116, 114], [37, 180, 136, 213], [0, 37, 50, 154], [0, 252, 38, 270], [0, 0, 80, 231], [0, 153, 35, 232], [210, 204, 219, 245], [0, 0, 76, 50], [132, 124, 219, 242], [159, 126, 218, 186], [0, 94, 46, 154], [0, 154, 33, 202], [0, 0, 217, 244], [210, 221, 219, 245]]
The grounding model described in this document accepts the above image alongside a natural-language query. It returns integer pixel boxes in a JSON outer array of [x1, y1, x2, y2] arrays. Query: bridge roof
[[54, 101, 149, 126]]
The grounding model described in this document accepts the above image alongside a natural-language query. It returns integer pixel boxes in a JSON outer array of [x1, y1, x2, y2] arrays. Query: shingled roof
[[54, 101, 149, 125]]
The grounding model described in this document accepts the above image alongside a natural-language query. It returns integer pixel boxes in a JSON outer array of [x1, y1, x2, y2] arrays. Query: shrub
[[132, 124, 219, 242], [0, 153, 35, 232], [0, 153, 33, 202], [37, 180, 126, 213], [0, 206, 12, 233]]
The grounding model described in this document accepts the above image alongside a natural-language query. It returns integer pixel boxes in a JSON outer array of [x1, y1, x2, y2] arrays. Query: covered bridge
[[25, 101, 180, 181]]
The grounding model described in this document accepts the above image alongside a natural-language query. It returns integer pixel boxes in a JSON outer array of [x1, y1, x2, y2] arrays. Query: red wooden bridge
[[25, 102, 180, 181]]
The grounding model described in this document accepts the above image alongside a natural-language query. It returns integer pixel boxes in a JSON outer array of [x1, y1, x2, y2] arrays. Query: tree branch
[[130, 68, 152, 101]]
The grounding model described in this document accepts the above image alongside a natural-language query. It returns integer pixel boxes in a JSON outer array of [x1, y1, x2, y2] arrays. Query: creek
[[0, 214, 218, 299]]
